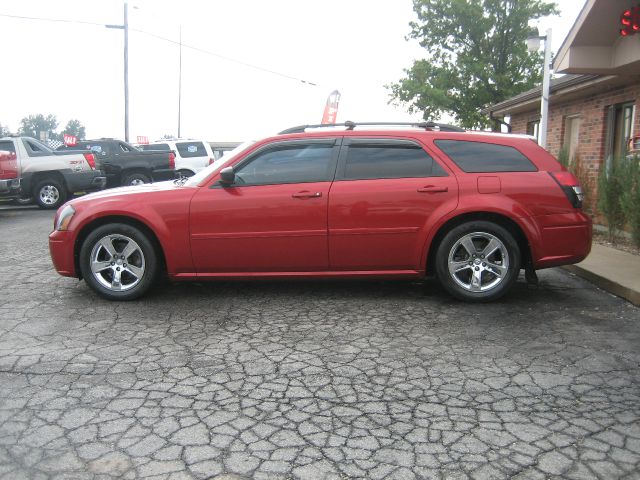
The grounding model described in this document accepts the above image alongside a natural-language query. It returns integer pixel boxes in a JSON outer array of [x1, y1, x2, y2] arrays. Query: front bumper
[[0, 178, 20, 196], [49, 230, 77, 277]]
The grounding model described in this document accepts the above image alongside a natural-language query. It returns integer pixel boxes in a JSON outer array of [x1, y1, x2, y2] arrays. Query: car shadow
[[138, 269, 611, 310]]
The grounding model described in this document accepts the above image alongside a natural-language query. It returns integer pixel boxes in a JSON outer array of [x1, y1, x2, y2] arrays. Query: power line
[[0, 12, 105, 27], [0, 12, 321, 87], [132, 28, 319, 86]]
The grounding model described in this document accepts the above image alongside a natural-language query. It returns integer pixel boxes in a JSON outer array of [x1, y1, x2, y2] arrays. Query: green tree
[[62, 119, 86, 141], [388, 0, 558, 129], [18, 114, 59, 141]]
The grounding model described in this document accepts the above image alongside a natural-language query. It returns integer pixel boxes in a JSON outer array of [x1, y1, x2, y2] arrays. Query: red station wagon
[[49, 121, 592, 302]]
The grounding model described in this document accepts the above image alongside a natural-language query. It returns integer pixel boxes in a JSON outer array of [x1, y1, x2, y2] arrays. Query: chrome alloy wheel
[[90, 234, 146, 292], [447, 232, 509, 293], [129, 178, 145, 186], [38, 185, 60, 206]]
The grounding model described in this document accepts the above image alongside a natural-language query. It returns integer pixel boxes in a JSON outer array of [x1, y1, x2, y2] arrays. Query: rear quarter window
[[176, 141, 207, 158], [435, 139, 537, 173]]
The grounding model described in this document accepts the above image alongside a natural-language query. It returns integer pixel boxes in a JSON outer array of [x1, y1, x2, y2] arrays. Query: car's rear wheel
[[79, 223, 158, 300], [122, 172, 150, 186], [33, 179, 67, 209], [435, 221, 520, 302]]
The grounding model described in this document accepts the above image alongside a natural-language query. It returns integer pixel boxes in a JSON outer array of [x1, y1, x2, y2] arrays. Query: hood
[[71, 180, 189, 205]]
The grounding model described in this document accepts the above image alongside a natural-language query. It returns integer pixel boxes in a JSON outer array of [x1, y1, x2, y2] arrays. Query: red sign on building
[[137, 136, 149, 145]]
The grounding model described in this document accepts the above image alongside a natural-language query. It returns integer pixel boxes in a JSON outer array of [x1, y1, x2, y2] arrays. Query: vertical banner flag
[[63, 134, 77, 146], [321, 90, 341, 124], [137, 136, 149, 145]]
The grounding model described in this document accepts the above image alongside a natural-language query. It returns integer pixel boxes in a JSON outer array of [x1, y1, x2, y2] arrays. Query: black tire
[[79, 223, 158, 301], [177, 169, 194, 178], [33, 179, 67, 209], [122, 172, 151, 186], [435, 221, 520, 302], [12, 197, 33, 206]]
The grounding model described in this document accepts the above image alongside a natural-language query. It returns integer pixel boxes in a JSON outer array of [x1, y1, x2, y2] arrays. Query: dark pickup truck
[[60, 139, 176, 187]]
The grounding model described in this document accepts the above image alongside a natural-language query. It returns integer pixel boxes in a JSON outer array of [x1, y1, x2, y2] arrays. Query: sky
[[0, 0, 582, 142]]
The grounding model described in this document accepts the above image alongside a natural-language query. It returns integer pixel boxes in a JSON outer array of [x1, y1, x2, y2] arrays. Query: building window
[[605, 102, 635, 163], [526, 120, 540, 140], [563, 115, 581, 162]]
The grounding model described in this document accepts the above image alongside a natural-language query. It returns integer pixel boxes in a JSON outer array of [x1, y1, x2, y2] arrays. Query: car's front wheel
[[435, 221, 520, 302], [79, 223, 158, 300]]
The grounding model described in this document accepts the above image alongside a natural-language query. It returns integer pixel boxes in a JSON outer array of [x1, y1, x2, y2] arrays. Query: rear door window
[[340, 140, 447, 180], [435, 140, 537, 172], [176, 141, 207, 158]]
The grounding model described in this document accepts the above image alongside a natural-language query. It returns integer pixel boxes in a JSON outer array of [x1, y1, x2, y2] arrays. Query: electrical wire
[[0, 12, 320, 87]]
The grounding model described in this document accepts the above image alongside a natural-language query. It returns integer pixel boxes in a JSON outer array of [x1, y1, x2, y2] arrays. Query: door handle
[[292, 191, 322, 199], [417, 185, 448, 193]]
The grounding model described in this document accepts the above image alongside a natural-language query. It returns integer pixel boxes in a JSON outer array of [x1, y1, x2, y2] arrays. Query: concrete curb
[[563, 264, 640, 306]]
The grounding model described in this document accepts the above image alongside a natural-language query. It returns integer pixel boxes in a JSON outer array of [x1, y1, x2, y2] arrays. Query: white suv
[[140, 139, 214, 177]]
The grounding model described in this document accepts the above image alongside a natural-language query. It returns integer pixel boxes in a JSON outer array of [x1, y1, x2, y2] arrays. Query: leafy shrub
[[557, 145, 570, 168], [597, 159, 626, 242], [557, 147, 594, 215], [620, 155, 640, 247]]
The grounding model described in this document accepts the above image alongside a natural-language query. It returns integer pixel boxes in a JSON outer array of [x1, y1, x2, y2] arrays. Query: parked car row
[[49, 121, 592, 302], [58, 138, 176, 188], [0, 136, 106, 209], [137, 139, 241, 177], [0, 136, 239, 209]]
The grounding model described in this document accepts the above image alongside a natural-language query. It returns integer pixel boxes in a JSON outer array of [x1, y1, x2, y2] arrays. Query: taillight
[[168, 152, 175, 169], [549, 171, 584, 209], [209, 157, 215, 165], [83, 152, 96, 170]]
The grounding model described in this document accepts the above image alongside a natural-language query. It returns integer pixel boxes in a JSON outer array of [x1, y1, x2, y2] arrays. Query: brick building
[[485, 0, 640, 205]]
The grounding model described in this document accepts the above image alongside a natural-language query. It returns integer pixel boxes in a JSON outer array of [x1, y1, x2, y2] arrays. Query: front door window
[[233, 143, 335, 185]]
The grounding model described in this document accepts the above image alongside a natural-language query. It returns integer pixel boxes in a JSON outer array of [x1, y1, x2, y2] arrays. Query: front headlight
[[55, 204, 76, 231]]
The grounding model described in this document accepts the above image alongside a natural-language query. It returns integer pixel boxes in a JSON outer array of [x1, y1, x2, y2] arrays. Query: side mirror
[[219, 166, 235, 185]]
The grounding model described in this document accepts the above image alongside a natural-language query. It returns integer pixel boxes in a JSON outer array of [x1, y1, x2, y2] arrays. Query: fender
[[418, 198, 542, 269], [70, 189, 195, 275]]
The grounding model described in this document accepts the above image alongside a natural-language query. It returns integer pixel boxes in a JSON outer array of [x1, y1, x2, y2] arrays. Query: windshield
[[184, 141, 255, 186]]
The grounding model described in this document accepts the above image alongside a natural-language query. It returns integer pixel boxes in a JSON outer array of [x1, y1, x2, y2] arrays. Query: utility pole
[[539, 28, 552, 150], [178, 24, 182, 138], [526, 28, 552, 149], [106, 2, 130, 142]]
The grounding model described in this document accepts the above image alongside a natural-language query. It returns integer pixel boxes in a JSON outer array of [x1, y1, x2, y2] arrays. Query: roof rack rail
[[278, 121, 464, 135]]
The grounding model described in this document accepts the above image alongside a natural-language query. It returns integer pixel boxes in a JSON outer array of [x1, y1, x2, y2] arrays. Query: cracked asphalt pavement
[[1, 207, 639, 479]]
